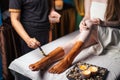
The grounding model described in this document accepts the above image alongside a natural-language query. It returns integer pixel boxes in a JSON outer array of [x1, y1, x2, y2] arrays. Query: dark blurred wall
[[0, 0, 9, 12]]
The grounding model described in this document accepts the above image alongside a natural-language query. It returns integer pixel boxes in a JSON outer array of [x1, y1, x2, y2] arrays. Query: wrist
[[24, 36, 31, 44], [82, 17, 90, 22], [99, 20, 106, 27]]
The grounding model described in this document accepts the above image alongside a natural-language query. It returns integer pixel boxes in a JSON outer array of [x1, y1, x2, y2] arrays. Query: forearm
[[100, 20, 120, 27], [79, 0, 91, 30], [84, 0, 91, 19], [11, 18, 30, 43]]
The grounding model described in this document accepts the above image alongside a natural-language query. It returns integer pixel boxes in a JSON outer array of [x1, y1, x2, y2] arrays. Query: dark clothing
[[9, 0, 51, 54], [9, 0, 51, 79], [20, 30, 49, 55], [9, 0, 50, 27], [11, 70, 31, 80], [20, 22, 49, 55]]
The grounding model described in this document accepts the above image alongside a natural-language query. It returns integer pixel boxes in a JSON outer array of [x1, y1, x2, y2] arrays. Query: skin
[[10, 0, 61, 49], [10, 12, 40, 49], [29, 21, 97, 73], [48, 21, 98, 74], [48, 0, 107, 74], [49, 9, 61, 23], [30, 0, 119, 74]]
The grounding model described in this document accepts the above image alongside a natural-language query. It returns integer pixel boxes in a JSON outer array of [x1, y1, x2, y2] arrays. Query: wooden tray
[[66, 62, 109, 80]]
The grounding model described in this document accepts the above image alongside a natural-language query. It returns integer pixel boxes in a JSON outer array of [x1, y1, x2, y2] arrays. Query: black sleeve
[[9, 0, 22, 10]]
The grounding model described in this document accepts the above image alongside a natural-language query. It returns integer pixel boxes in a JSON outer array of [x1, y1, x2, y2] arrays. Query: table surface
[[9, 30, 120, 80]]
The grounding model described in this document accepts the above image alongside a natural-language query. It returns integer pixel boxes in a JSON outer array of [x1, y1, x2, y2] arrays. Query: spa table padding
[[9, 30, 120, 80]]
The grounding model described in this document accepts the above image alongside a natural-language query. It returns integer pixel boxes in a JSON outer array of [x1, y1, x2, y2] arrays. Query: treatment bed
[[9, 30, 120, 80]]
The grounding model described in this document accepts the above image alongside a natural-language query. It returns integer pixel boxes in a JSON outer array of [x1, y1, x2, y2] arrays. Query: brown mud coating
[[48, 41, 83, 74], [29, 41, 83, 74], [29, 47, 65, 71]]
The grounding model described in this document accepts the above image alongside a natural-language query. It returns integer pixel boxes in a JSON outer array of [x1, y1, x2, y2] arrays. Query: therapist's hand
[[49, 10, 61, 24], [27, 38, 40, 49]]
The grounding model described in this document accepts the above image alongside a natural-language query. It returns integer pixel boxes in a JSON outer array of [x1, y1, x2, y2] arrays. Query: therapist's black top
[[9, 0, 51, 31], [9, 0, 51, 54]]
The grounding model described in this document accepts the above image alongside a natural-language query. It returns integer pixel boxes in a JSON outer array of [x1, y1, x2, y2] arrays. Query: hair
[[105, 0, 120, 21]]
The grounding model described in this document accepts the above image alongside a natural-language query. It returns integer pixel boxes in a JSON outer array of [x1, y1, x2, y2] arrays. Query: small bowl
[[81, 69, 91, 78], [88, 66, 98, 75], [79, 64, 88, 71]]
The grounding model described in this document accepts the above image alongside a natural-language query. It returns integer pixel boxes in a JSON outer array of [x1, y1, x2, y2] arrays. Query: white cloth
[[9, 31, 79, 80], [89, 2, 120, 55], [8, 31, 120, 80], [90, 2, 107, 20]]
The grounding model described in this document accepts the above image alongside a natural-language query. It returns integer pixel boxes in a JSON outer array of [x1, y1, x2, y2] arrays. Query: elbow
[[10, 13, 20, 25], [10, 17, 20, 27]]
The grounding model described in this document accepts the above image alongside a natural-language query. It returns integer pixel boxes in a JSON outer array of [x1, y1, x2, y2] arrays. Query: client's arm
[[83, 0, 91, 20], [91, 18, 120, 28], [100, 20, 120, 27], [79, 0, 92, 31]]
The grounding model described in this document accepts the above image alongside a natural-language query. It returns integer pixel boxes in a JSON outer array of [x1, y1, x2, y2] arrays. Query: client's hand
[[79, 19, 89, 32], [91, 18, 101, 25], [79, 16, 92, 32], [49, 10, 61, 23]]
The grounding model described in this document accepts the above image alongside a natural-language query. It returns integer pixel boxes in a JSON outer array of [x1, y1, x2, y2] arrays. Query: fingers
[[79, 20, 86, 32], [49, 10, 61, 24], [27, 38, 40, 49], [49, 16, 60, 23], [91, 18, 100, 25], [81, 25, 90, 31], [33, 38, 40, 46], [79, 22, 89, 32], [80, 18, 99, 32]]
